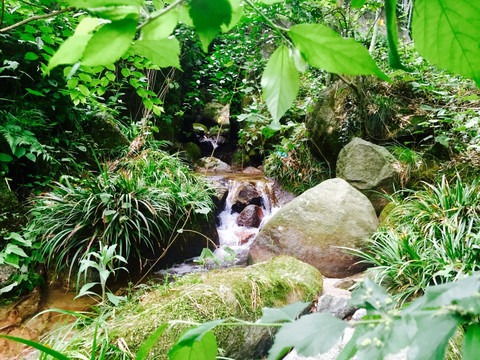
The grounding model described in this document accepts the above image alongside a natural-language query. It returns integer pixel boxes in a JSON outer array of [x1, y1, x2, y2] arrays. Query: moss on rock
[[65, 256, 322, 359]]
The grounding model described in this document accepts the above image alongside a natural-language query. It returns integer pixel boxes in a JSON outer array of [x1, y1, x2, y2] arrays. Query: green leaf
[[168, 331, 217, 360], [288, 24, 389, 81], [136, 324, 168, 360], [25, 152, 36, 162], [66, 0, 144, 8], [24, 52, 38, 60], [385, 0, 408, 70], [106, 292, 122, 306], [261, 45, 299, 126], [462, 323, 480, 360], [267, 313, 348, 360], [350, 0, 366, 8], [5, 244, 28, 257], [0, 282, 18, 295], [75, 282, 98, 298], [412, 0, 480, 86], [189, 0, 232, 52], [46, 17, 102, 72], [0, 153, 13, 162], [90, 6, 140, 21], [142, 8, 179, 39], [0, 334, 71, 360], [221, 0, 244, 33], [82, 19, 137, 66], [174, 320, 225, 348], [132, 38, 181, 69], [257, 302, 310, 324], [25, 88, 45, 97], [349, 278, 395, 312], [258, 0, 283, 4]]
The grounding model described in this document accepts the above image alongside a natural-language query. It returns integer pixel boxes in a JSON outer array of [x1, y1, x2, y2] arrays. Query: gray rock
[[248, 178, 378, 278], [316, 294, 352, 319], [232, 183, 262, 213], [202, 102, 230, 126], [196, 157, 232, 173], [0, 264, 17, 287], [336, 138, 398, 214]]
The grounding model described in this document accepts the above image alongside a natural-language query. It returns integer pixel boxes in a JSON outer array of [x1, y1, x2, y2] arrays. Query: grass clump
[[30, 149, 215, 275], [354, 175, 480, 303]]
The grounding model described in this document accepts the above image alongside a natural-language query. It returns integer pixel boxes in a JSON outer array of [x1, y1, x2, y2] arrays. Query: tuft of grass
[[30, 150, 215, 276], [353, 175, 480, 303]]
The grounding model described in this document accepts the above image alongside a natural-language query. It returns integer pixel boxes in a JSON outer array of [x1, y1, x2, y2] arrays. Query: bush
[[30, 150, 215, 275], [264, 123, 330, 195], [354, 175, 480, 303]]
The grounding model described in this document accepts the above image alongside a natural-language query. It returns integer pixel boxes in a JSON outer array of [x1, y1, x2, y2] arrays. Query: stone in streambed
[[237, 205, 264, 228], [231, 182, 262, 213], [248, 178, 378, 278], [62, 256, 323, 360]]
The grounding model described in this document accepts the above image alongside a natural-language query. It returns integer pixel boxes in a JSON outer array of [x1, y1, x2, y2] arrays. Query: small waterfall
[[215, 177, 279, 262]]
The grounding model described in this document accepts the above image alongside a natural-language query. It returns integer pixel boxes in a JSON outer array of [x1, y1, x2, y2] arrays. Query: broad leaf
[[462, 323, 480, 360], [90, 6, 140, 21], [0, 282, 18, 295], [350, 0, 366, 8], [257, 301, 310, 324], [46, 18, 101, 72], [261, 45, 299, 126], [132, 38, 181, 69], [258, 0, 283, 4], [221, 0, 244, 33], [0, 153, 13, 162], [82, 19, 137, 66], [136, 324, 168, 360], [289, 24, 389, 81], [412, 0, 480, 86], [67, 0, 144, 8], [189, 0, 232, 51], [385, 0, 408, 70], [142, 8, 179, 39], [5, 244, 27, 257], [175, 320, 225, 347], [168, 331, 217, 360], [349, 278, 395, 312], [267, 313, 347, 360]]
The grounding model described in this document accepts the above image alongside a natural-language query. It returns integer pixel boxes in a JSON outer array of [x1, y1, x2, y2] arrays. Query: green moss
[[63, 256, 322, 359]]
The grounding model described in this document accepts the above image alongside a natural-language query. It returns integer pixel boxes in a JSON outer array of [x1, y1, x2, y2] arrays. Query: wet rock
[[272, 179, 296, 206], [235, 229, 257, 244], [182, 142, 202, 162], [204, 176, 229, 210], [243, 166, 263, 175], [0, 264, 17, 287], [248, 178, 378, 278], [231, 183, 262, 213], [237, 205, 264, 228], [336, 138, 398, 214], [195, 157, 232, 173]]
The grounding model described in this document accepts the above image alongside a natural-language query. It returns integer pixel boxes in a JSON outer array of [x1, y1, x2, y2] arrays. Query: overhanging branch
[[0, 6, 73, 33]]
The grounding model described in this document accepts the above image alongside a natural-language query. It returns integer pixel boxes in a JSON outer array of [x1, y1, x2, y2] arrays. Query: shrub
[[30, 150, 215, 275], [354, 175, 480, 303]]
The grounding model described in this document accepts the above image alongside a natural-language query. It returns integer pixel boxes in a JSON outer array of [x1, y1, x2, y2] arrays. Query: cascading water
[[157, 174, 280, 276], [214, 178, 279, 262]]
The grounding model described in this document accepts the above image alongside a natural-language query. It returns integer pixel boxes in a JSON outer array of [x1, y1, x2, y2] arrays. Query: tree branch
[[0, 6, 73, 33]]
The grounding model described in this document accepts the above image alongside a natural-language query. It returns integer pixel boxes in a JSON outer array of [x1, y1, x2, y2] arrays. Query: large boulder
[[63, 256, 323, 360], [248, 178, 378, 278], [336, 138, 398, 214]]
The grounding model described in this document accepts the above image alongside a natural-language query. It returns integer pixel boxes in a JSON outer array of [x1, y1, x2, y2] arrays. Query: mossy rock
[[65, 256, 322, 359], [183, 142, 202, 162]]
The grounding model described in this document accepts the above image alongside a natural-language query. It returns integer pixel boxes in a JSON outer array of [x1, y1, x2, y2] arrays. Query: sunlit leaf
[[82, 19, 137, 66], [132, 38, 181, 69], [142, 8, 179, 39], [462, 323, 480, 360], [261, 45, 299, 126], [0, 334, 71, 360], [350, 0, 366, 8], [412, 0, 480, 86], [136, 324, 168, 360], [66, 0, 144, 8], [385, 0, 408, 70], [189, 0, 232, 51], [168, 331, 217, 360], [289, 24, 389, 81]]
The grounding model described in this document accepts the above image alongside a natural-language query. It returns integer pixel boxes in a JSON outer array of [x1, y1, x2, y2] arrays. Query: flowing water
[[157, 173, 280, 276]]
